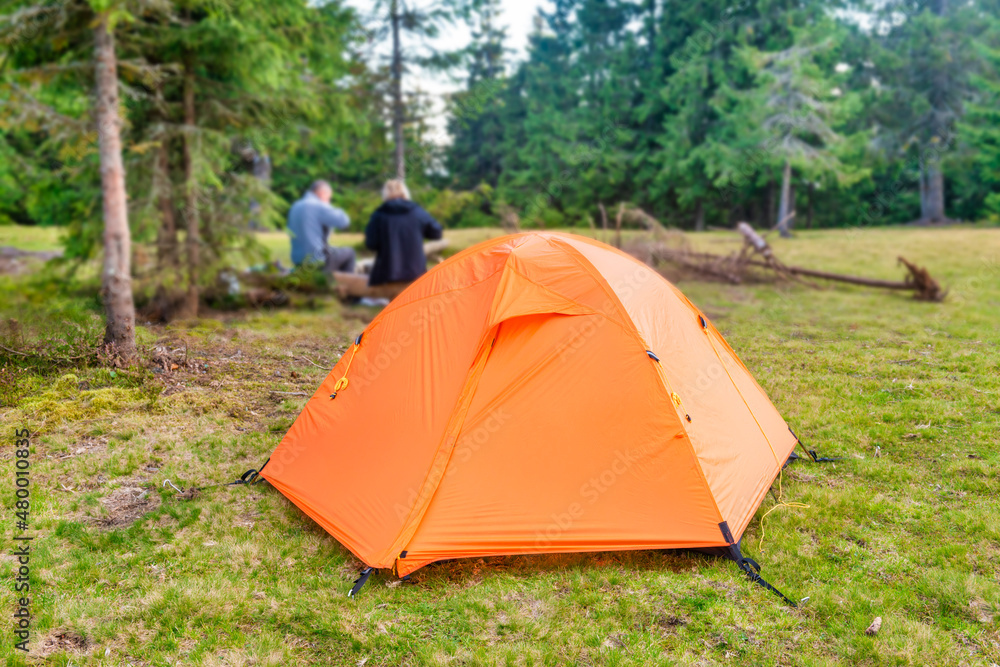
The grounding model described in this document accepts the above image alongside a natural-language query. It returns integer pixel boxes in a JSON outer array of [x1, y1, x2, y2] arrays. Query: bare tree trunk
[[766, 179, 776, 229], [390, 0, 405, 180], [93, 13, 136, 359], [918, 158, 929, 223], [777, 159, 793, 237], [925, 162, 946, 222], [181, 57, 199, 318], [694, 200, 705, 231], [155, 136, 178, 270], [806, 181, 814, 229]]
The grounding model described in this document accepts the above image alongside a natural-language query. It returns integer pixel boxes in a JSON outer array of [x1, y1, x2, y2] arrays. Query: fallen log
[[637, 221, 945, 301], [356, 239, 450, 274], [737, 222, 772, 259], [332, 272, 410, 300], [742, 256, 943, 301], [423, 238, 450, 260], [649, 246, 744, 284], [332, 239, 451, 299]]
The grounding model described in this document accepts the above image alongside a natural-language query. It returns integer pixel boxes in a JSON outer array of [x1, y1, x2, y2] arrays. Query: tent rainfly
[[260, 232, 808, 603]]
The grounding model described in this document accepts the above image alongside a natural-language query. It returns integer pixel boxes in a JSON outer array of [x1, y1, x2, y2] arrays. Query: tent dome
[[262, 232, 797, 579]]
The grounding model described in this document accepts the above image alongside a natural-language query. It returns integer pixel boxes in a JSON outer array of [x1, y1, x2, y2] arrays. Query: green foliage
[[445, 0, 508, 190], [960, 18, 1000, 221], [420, 185, 495, 228]]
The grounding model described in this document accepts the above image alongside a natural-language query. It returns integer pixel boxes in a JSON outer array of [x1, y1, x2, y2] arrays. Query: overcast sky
[[345, 0, 551, 142]]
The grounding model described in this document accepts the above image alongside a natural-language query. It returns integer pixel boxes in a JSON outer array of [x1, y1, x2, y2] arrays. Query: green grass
[[0, 225, 62, 252], [1, 225, 999, 665]]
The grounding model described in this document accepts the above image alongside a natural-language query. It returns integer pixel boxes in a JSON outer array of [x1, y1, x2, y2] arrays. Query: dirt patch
[[65, 436, 109, 458], [37, 629, 88, 656], [94, 487, 160, 529], [0, 246, 61, 275], [969, 599, 995, 624]]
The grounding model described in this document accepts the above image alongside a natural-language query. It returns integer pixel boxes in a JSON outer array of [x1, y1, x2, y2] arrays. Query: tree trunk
[[390, 0, 405, 180], [777, 159, 793, 237], [93, 13, 136, 359], [694, 200, 705, 231], [918, 158, 929, 223], [925, 162, 945, 222], [766, 179, 776, 229], [155, 136, 178, 270], [806, 181, 814, 229], [181, 57, 199, 318]]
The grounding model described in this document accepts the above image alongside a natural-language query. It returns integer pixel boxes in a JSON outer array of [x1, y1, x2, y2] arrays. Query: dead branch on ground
[[629, 218, 944, 301]]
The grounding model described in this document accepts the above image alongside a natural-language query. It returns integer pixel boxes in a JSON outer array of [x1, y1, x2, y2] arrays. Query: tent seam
[[381, 250, 536, 565], [553, 238, 728, 532], [377, 234, 535, 320], [704, 327, 781, 467], [391, 246, 661, 566], [378, 265, 507, 320], [500, 261, 598, 317], [381, 327, 498, 566]]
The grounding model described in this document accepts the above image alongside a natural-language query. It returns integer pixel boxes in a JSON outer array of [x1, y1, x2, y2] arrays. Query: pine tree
[[870, 0, 980, 223], [494, 4, 581, 226], [492, 0, 636, 226], [1, 0, 365, 321], [960, 14, 1000, 220], [363, 0, 464, 181], [445, 0, 507, 190], [127, 0, 361, 317], [743, 29, 860, 237], [0, 0, 148, 357], [92, 5, 136, 357], [639, 0, 759, 230]]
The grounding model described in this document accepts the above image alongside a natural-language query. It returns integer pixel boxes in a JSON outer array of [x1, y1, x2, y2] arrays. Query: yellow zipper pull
[[330, 333, 363, 399], [671, 392, 692, 423]]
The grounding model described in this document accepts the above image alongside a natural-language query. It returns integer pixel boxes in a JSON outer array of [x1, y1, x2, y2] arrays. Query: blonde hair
[[381, 179, 410, 201]]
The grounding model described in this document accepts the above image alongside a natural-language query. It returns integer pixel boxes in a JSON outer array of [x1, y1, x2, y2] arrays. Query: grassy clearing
[[0, 226, 62, 253], [0, 225, 998, 666]]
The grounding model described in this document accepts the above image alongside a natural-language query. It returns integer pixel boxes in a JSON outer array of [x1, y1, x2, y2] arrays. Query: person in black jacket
[[365, 180, 443, 286]]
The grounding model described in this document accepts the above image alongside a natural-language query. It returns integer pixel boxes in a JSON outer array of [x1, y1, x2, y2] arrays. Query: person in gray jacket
[[287, 180, 356, 273]]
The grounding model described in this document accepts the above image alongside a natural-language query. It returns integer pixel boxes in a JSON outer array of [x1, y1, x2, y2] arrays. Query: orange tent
[[261, 232, 799, 599]]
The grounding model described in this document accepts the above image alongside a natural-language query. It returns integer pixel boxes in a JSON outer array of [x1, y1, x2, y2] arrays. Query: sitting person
[[364, 179, 443, 286], [287, 180, 356, 273]]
